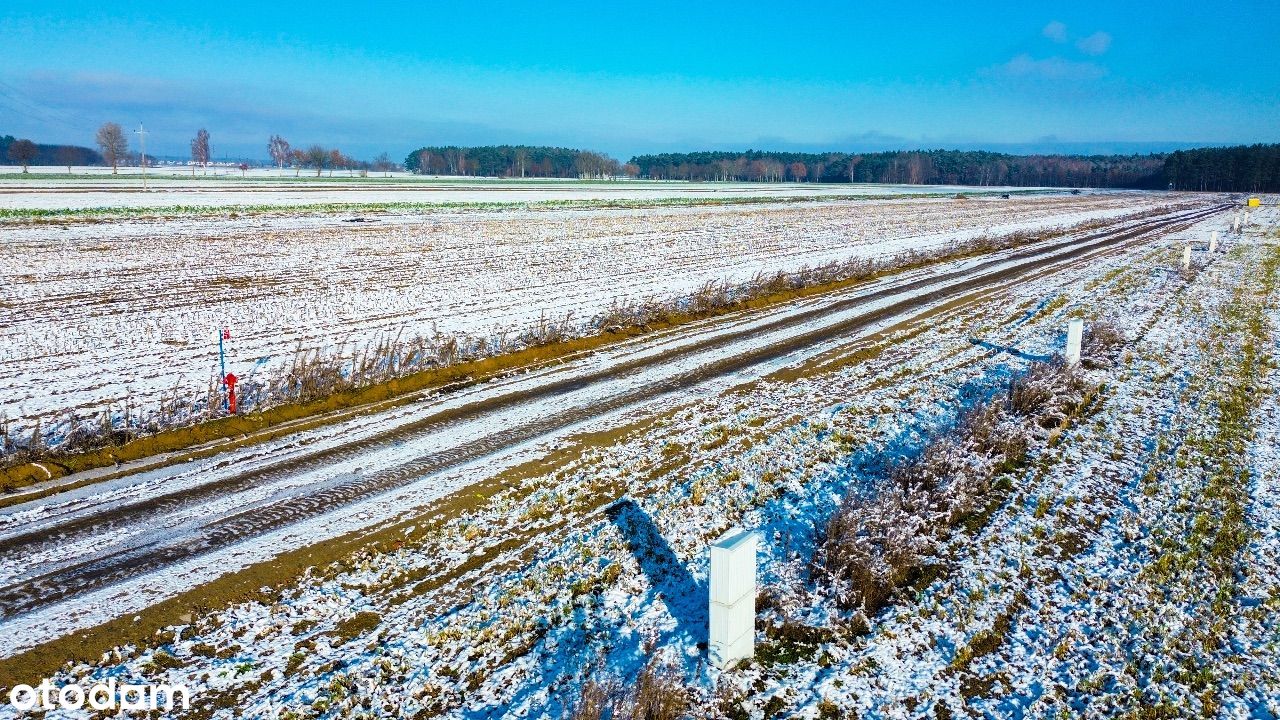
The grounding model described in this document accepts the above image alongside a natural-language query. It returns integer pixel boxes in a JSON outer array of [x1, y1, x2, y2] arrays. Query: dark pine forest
[[629, 149, 1165, 188], [400, 143, 1280, 192], [633, 146, 1280, 191]]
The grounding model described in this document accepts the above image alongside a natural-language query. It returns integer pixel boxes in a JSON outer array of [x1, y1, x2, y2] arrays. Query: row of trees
[[4, 124, 402, 177], [403, 145, 629, 179], [1163, 144, 1280, 192], [2, 135, 102, 173], [263, 134, 397, 176], [630, 149, 1167, 188], [297, 146, 358, 176]]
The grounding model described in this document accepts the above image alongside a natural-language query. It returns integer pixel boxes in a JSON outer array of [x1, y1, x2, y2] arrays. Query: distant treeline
[[1, 135, 102, 167], [404, 145, 624, 178], [11, 128, 1279, 192], [629, 149, 1167, 188], [1163, 144, 1280, 192]]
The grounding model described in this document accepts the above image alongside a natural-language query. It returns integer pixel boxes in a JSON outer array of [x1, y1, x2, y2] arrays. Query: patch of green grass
[[326, 611, 383, 644], [756, 622, 835, 666], [950, 594, 1024, 672], [1131, 239, 1280, 710]]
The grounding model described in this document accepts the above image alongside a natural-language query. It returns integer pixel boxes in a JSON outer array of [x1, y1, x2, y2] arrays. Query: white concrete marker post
[[1234, 214, 1241, 233], [709, 527, 758, 669], [1210, 230, 1219, 253], [1182, 244, 1192, 271], [1066, 318, 1084, 367]]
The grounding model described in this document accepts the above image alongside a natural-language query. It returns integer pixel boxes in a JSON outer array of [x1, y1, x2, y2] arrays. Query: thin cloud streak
[[1042, 20, 1068, 43], [987, 54, 1108, 81], [1076, 31, 1113, 56]]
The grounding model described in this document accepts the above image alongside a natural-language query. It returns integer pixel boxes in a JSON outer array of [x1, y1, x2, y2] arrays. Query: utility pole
[[134, 123, 149, 191]]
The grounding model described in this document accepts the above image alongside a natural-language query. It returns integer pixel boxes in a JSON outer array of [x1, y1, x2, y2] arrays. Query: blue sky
[[1, 1, 1277, 161]]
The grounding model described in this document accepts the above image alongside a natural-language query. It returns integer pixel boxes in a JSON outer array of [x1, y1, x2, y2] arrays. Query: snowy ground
[[2, 202, 1270, 719], [1, 193, 1176, 450], [0, 171, 1070, 211], [2, 209, 1190, 655]]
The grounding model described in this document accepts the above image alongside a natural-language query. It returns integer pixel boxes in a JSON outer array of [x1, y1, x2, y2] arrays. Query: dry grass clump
[[571, 654, 692, 720], [814, 398, 1031, 614], [1081, 317, 1126, 368], [1008, 360, 1087, 429], [592, 217, 1135, 336], [814, 345, 1114, 614], [0, 317, 569, 467], [519, 311, 578, 347]]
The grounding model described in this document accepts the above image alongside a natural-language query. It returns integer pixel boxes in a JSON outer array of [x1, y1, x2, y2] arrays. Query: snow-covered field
[[3, 209, 1190, 654], [1, 193, 1174, 449], [0, 170, 1069, 211], [1, 199, 1273, 719], [0, 165, 427, 180]]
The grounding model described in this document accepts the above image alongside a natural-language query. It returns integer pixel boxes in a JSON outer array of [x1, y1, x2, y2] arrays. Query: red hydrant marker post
[[225, 373, 238, 414]]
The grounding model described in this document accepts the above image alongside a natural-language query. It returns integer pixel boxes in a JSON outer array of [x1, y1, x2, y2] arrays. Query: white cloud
[[1076, 31, 1112, 56], [990, 54, 1108, 81], [1042, 21, 1068, 43]]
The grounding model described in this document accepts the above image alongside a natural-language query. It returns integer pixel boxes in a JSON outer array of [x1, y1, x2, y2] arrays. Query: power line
[[0, 78, 91, 135], [0, 93, 86, 134]]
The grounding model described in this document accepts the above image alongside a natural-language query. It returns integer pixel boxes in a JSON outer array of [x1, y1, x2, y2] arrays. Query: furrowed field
[[1, 190, 1159, 454]]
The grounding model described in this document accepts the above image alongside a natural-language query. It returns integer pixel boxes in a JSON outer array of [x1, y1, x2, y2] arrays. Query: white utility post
[[1233, 214, 1241, 233], [709, 527, 758, 669], [1182, 244, 1192, 271], [134, 123, 149, 191], [1066, 319, 1084, 367], [1209, 230, 1219, 253], [1244, 211, 1251, 226]]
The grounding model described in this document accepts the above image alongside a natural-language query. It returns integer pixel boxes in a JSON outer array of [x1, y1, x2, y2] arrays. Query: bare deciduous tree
[[372, 152, 394, 177], [55, 145, 79, 174], [95, 122, 128, 174], [7, 139, 38, 173], [190, 128, 210, 175], [290, 148, 306, 177], [847, 154, 863, 182], [416, 149, 436, 175], [445, 148, 466, 175], [268, 135, 291, 173], [305, 145, 328, 176], [572, 150, 616, 179]]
